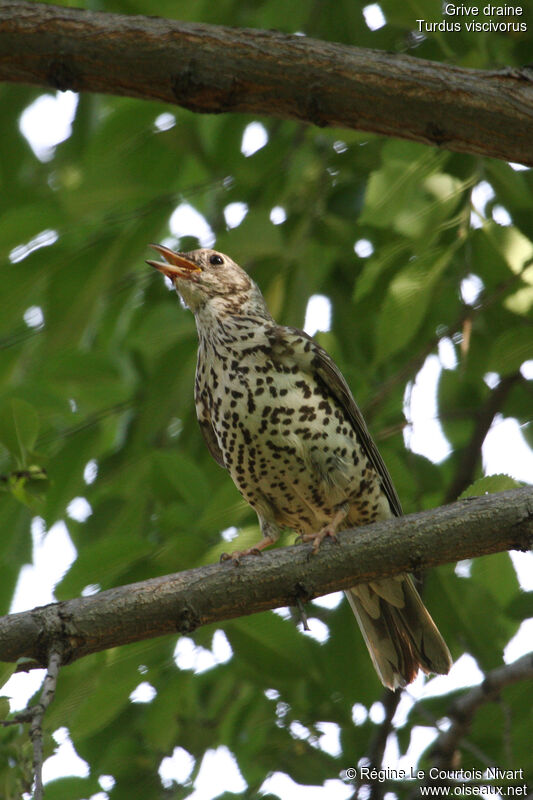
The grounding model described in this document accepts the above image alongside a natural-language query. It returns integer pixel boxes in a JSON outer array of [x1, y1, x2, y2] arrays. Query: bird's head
[[147, 245, 268, 317]]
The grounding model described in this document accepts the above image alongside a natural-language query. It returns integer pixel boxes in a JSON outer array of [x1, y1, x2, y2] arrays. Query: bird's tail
[[345, 574, 452, 690]]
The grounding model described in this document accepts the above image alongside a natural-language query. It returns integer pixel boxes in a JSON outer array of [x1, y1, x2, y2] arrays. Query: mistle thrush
[[147, 245, 452, 690]]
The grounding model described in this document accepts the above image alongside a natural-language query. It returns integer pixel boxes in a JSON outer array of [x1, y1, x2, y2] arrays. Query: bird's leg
[[300, 503, 349, 554], [220, 517, 279, 565]]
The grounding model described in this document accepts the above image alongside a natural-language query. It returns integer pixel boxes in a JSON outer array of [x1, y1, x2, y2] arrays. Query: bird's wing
[[198, 418, 226, 468], [272, 325, 403, 518]]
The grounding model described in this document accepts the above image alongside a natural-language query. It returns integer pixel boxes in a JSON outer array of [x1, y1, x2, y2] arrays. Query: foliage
[[1, 1, 532, 798]]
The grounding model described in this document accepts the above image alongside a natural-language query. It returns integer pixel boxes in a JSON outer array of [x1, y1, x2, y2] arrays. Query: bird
[[147, 244, 452, 690]]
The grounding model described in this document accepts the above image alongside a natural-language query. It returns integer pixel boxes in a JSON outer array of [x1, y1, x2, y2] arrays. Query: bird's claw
[[220, 546, 263, 565], [299, 527, 338, 554], [297, 504, 348, 553], [220, 551, 239, 565]]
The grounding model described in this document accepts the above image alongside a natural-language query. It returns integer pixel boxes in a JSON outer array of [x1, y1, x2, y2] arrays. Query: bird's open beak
[[146, 244, 202, 281]]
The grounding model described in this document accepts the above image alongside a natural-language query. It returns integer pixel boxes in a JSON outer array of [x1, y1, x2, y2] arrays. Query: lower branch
[[30, 649, 62, 800], [357, 689, 403, 800], [430, 653, 533, 773], [0, 487, 531, 670], [1, 648, 62, 800]]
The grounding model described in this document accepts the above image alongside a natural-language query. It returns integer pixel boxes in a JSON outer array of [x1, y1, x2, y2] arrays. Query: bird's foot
[[298, 504, 349, 554], [299, 526, 338, 554], [220, 536, 275, 565], [220, 546, 262, 565]]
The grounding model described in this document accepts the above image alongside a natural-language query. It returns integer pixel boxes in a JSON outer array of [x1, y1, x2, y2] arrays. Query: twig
[[405, 690, 496, 783], [1, 648, 62, 800], [31, 648, 62, 800], [357, 689, 402, 800], [430, 653, 533, 772], [444, 373, 522, 503], [294, 596, 310, 631], [363, 271, 525, 422]]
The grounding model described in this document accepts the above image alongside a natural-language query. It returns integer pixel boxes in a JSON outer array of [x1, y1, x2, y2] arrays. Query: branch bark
[[0, 488, 531, 671], [1, 3, 533, 165]]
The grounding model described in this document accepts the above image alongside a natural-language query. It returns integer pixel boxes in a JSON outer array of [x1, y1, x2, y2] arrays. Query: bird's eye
[[209, 254, 224, 266]]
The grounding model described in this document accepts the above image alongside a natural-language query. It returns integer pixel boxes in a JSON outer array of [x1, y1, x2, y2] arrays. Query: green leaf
[[373, 249, 451, 364], [353, 241, 408, 301], [0, 502, 32, 613], [0, 696, 10, 718], [225, 612, 321, 685], [485, 222, 533, 276], [506, 591, 533, 620], [485, 160, 532, 212], [150, 450, 210, 509], [215, 208, 283, 260], [42, 777, 101, 800], [0, 398, 39, 465], [8, 472, 45, 509], [360, 142, 456, 238], [43, 426, 102, 527], [0, 662, 16, 691], [490, 328, 533, 375], [429, 565, 514, 670], [0, 203, 62, 260], [471, 552, 520, 609], [55, 530, 152, 599], [326, 180, 366, 219], [39, 349, 132, 410], [67, 659, 141, 740], [459, 474, 523, 498]]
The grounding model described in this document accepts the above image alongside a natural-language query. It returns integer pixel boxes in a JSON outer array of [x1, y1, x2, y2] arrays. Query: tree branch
[[429, 653, 533, 772], [0, 488, 531, 671], [358, 689, 403, 800], [29, 648, 61, 800], [1, 3, 533, 165], [1, 647, 62, 800], [364, 270, 527, 423]]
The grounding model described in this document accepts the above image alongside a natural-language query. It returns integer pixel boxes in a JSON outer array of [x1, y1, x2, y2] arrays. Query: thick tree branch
[[1, 3, 533, 164], [0, 488, 531, 671]]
